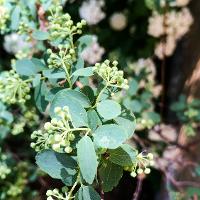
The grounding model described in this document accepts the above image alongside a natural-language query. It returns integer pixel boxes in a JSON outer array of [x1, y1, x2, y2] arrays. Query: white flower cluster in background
[[109, 12, 127, 31], [81, 35, 105, 64], [129, 58, 162, 97], [3, 33, 32, 55], [79, 0, 105, 25], [131, 58, 156, 79], [148, 8, 193, 59]]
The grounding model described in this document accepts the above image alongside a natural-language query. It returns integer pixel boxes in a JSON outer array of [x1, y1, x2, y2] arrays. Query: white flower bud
[[144, 168, 151, 174], [137, 168, 143, 174], [130, 171, 137, 177]]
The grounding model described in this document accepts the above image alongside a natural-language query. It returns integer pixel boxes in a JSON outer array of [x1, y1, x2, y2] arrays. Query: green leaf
[[97, 100, 121, 120], [60, 168, 77, 186], [129, 99, 142, 113], [144, 112, 160, 123], [0, 125, 10, 140], [25, 0, 36, 17], [36, 149, 77, 180], [114, 111, 136, 138], [72, 67, 94, 77], [0, 110, 13, 123], [94, 124, 127, 149], [15, 59, 38, 76], [34, 81, 49, 113], [75, 186, 101, 200], [50, 89, 88, 127], [108, 144, 137, 166], [145, 0, 156, 10], [43, 69, 66, 79], [87, 109, 102, 131], [11, 6, 20, 30], [99, 160, 123, 192], [77, 35, 93, 54], [77, 136, 98, 184], [128, 79, 138, 96], [81, 86, 95, 103], [31, 58, 47, 71], [45, 87, 63, 102], [32, 30, 49, 40], [73, 57, 84, 71], [15, 58, 46, 76], [32, 74, 41, 87], [72, 57, 85, 84]]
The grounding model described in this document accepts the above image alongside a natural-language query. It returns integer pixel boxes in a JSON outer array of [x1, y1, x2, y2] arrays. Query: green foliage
[[171, 95, 200, 136], [99, 160, 123, 192], [0, 1, 161, 199]]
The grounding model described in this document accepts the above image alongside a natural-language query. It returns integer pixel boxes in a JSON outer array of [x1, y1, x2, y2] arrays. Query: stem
[[62, 63, 72, 89], [67, 180, 78, 199], [92, 84, 108, 108], [132, 177, 143, 200]]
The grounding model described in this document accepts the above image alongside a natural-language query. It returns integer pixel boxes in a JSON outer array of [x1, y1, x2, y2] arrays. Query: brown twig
[[132, 176, 143, 200], [100, 189, 105, 200]]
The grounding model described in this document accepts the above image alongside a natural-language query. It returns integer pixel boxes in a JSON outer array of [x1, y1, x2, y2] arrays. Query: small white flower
[[81, 35, 105, 64], [3, 33, 32, 54], [109, 12, 127, 31], [79, 0, 105, 25], [148, 12, 164, 38]]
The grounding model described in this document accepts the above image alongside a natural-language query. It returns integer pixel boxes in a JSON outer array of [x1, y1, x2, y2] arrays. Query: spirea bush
[[0, 1, 155, 199], [0, 0, 198, 199]]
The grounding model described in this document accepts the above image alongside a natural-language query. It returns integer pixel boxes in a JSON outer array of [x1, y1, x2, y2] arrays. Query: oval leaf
[[94, 124, 127, 149], [97, 100, 121, 120], [72, 67, 94, 77], [99, 160, 123, 192], [108, 144, 137, 166], [32, 30, 49, 40], [36, 150, 77, 180], [75, 186, 101, 200], [77, 136, 98, 184]]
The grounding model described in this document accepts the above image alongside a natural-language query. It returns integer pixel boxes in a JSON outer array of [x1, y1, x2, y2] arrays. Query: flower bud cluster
[[136, 118, 155, 130], [0, 151, 11, 180], [11, 107, 39, 135], [46, 187, 68, 200], [124, 152, 154, 178], [0, 70, 31, 104], [47, 44, 76, 69], [7, 185, 23, 197], [0, 5, 9, 33], [31, 107, 75, 153], [0, 161, 11, 179], [11, 120, 26, 135], [18, 22, 32, 42], [48, 6, 86, 41], [24, 108, 39, 127], [93, 60, 129, 89]]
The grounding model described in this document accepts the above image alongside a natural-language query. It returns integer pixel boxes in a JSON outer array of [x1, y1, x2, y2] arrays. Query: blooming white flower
[[132, 58, 156, 78], [109, 12, 127, 31], [148, 12, 164, 38], [79, 0, 105, 25], [151, 8, 193, 59], [3, 33, 32, 54], [81, 35, 105, 64]]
